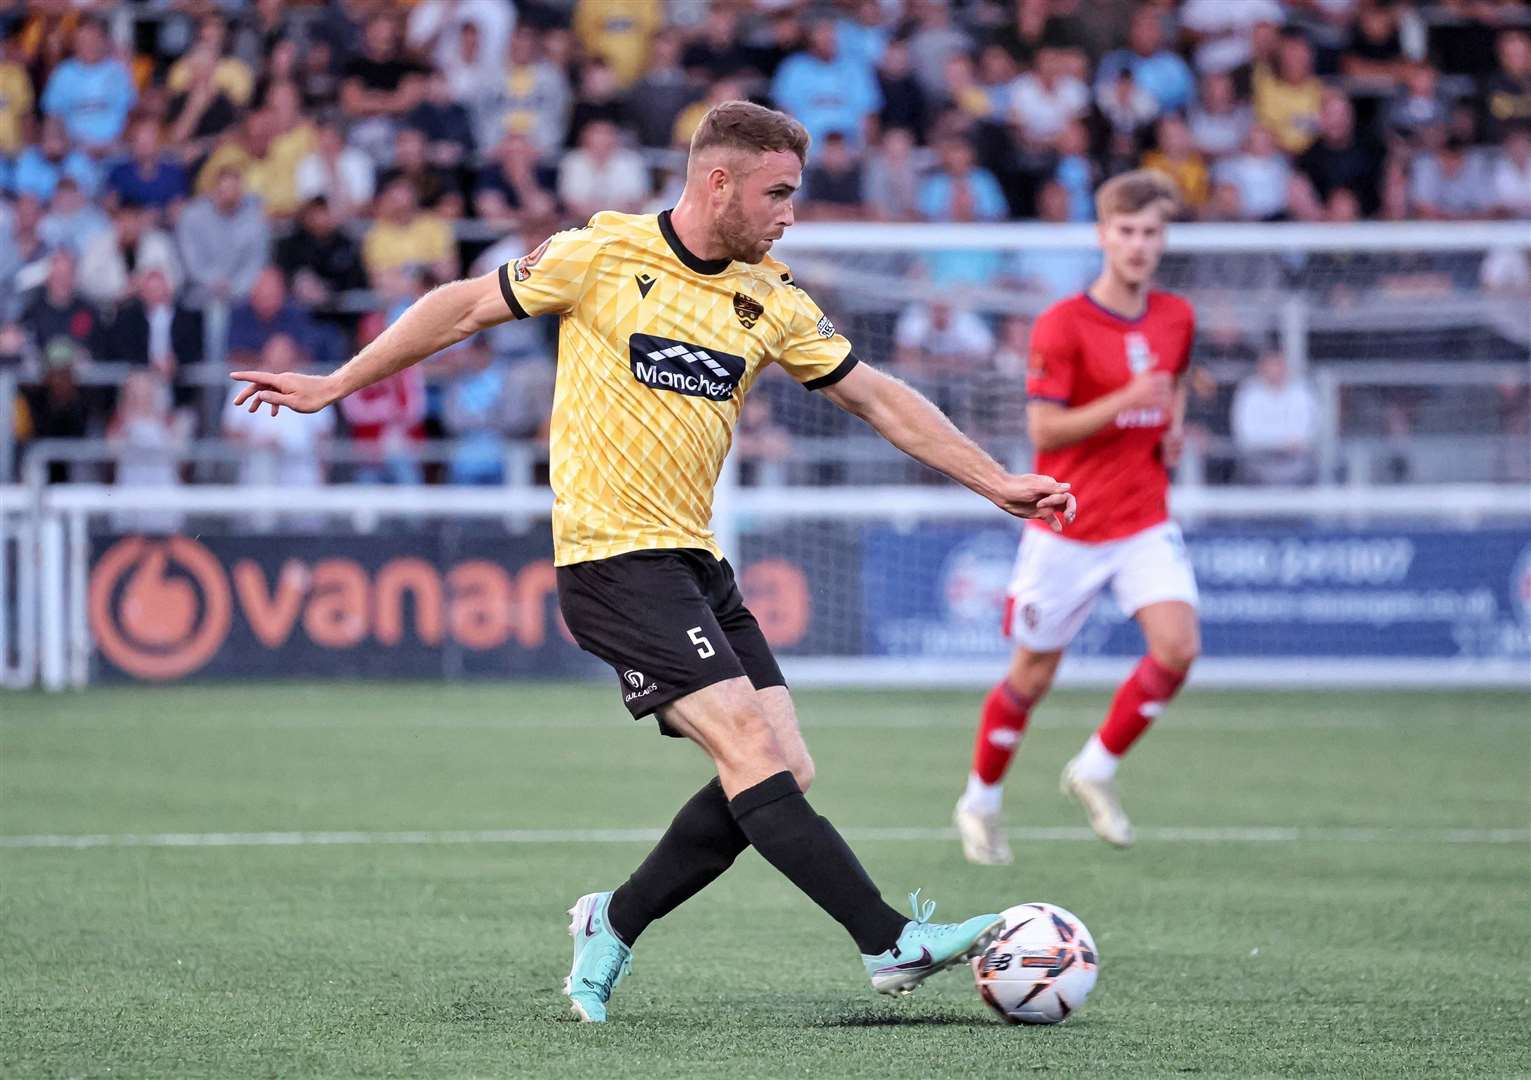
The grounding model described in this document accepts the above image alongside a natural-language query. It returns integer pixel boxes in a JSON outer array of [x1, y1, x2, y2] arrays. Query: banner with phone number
[[860, 524, 1531, 661]]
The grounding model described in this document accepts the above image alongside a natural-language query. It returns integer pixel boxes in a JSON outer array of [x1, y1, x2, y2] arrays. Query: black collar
[[658, 209, 731, 275]]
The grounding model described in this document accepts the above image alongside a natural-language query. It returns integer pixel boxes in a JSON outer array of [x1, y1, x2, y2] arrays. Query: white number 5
[[687, 626, 715, 659]]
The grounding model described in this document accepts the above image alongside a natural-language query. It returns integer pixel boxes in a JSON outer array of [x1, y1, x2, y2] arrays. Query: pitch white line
[[0, 826, 1525, 850], [12, 712, 1397, 733]]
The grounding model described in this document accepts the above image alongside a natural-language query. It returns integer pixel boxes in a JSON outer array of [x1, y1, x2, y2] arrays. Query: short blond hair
[[690, 100, 810, 165], [1095, 169, 1179, 221]]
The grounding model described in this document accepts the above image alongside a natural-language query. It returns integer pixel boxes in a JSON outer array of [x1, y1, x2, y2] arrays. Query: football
[[973, 903, 1099, 1025]]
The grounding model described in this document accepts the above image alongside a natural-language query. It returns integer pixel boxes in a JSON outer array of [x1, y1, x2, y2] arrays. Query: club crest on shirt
[[1125, 332, 1158, 374], [512, 236, 552, 282], [733, 292, 765, 329]]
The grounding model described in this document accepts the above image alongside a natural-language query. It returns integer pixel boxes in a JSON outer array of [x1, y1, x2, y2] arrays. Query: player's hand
[[1120, 371, 1174, 413], [991, 473, 1077, 532], [1161, 427, 1185, 468], [230, 370, 338, 416]]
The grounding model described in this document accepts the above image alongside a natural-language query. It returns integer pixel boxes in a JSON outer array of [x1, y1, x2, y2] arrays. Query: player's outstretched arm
[[822, 362, 1077, 530], [230, 271, 512, 415]]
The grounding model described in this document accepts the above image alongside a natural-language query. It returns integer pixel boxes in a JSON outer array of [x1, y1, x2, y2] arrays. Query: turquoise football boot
[[862, 890, 1005, 996], [563, 891, 632, 1022]]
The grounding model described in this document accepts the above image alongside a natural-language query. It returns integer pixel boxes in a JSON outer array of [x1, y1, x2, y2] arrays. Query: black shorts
[[557, 548, 787, 731]]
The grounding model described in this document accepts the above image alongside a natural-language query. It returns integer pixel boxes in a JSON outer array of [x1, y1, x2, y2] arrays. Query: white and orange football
[[973, 902, 1099, 1025]]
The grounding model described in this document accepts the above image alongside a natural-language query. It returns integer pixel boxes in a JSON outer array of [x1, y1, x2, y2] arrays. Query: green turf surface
[[2, 684, 1527, 1078]]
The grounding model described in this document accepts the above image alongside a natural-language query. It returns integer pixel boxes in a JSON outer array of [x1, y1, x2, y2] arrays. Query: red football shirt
[[1026, 291, 1195, 543]]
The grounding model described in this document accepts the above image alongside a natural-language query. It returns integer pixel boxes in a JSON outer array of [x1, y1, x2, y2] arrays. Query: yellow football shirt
[[499, 210, 856, 566]]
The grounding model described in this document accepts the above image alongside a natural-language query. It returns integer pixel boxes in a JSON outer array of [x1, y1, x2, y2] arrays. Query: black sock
[[727, 771, 907, 955], [606, 777, 749, 945]]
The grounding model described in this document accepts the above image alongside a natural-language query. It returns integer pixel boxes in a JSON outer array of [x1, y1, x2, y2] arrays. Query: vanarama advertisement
[[87, 531, 828, 682]]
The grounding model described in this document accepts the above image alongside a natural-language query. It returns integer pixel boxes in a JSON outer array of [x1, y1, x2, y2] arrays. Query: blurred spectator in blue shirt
[[105, 118, 190, 213], [771, 18, 881, 153], [1410, 136, 1493, 219], [434, 336, 517, 485], [919, 135, 1006, 285], [0, 196, 48, 312], [227, 266, 343, 368], [40, 18, 136, 151], [176, 167, 271, 306], [1053, 120, 1098, 222], [919, 135, 1007, 222], [862, 126, 922, 222], [1096, 10, 1194, 118], [837, 0, 891, 72], [12, 117, 101, 202], [1387, 60, 1449, 143], [1212, 125, 1294, 220], [906, 0, 973, 101], [38, 177, 110, 257]]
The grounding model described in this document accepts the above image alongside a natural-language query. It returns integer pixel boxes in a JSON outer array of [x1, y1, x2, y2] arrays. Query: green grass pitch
[[2, 684, 1527, 1078]]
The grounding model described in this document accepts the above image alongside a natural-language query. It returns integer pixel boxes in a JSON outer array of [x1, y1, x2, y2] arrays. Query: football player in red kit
[[955, 171, 1200, 863]]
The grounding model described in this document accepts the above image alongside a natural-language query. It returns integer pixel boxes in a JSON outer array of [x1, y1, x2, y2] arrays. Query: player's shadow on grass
[[816, 1008, 990, 1027]]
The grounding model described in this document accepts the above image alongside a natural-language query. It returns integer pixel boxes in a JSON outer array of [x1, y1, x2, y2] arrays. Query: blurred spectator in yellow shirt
[[1142, 114, 1209, 211], [252, 81, 318, 218], [574, 0, 662, 89], [363, 177, 458, 287], [167, 17, 254, 110], [1254, 31, 1323, 154], [0, 31, 35, 156]]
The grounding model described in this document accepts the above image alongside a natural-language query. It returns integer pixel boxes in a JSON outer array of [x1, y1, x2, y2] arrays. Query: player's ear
[[707, 164, 731, 200]]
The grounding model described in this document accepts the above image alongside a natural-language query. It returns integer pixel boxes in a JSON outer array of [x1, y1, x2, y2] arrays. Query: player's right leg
[[659, 678, 1005, 996], [956, 647, 1061, 865], [956, 527, 1111, 865]]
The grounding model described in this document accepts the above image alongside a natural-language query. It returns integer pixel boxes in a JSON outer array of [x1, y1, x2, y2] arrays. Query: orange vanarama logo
[[89, 536, 232, 680]]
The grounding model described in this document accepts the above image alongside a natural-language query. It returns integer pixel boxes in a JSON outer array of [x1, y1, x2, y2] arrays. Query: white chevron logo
[[645, 344, 732, 380]]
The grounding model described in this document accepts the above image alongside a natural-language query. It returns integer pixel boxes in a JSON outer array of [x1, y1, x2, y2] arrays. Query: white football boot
[[953, 802, 1014, 865], [1060, 758, 1134, 848]]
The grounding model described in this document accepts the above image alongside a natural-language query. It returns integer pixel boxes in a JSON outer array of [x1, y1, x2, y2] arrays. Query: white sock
[[959, 772, 1003, 816], [1071, 734, 1120, 782]]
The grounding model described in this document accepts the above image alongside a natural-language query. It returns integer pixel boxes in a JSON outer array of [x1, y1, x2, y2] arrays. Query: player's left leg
[[957, 527, 1114, 864], [1063, 522, 1200, 847], [604, 686, 808, 949]]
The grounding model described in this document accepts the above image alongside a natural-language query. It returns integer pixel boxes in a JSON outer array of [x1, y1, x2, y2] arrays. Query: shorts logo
[[1021, 602, 1040, 631], [512, 236, 552, 282], [629, 333, 746, 401], [816, 315, 835, 339], [733, 292, 764, 329], [622, 668, 659, 703]]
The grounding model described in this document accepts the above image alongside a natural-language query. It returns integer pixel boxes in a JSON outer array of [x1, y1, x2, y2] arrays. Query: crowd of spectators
[[1, 0, 1528, 490]]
